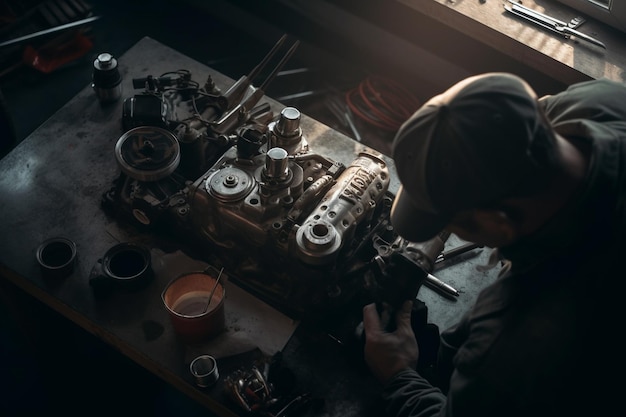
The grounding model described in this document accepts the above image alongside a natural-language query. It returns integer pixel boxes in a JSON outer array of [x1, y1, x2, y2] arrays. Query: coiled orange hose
[[345, 75, 421, 132]]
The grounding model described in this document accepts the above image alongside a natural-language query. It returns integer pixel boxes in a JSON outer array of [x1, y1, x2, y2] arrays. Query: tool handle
[[561, 26, 607, 49], [425, 273, 459, 297]]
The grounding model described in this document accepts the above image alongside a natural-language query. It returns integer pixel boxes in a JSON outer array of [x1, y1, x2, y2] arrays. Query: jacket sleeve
[[541, 79, 626, 124], [377, 300, 471, 417], [381, 369, 446, 417], [381, 354, 517, 417], [379, 267, 514, 417]]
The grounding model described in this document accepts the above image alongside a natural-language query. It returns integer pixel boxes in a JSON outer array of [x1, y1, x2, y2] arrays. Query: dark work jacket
[[381, 79, 626, 417]]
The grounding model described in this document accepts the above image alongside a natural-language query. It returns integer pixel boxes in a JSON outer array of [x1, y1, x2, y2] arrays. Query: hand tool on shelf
[[504, 0, 606, 49]]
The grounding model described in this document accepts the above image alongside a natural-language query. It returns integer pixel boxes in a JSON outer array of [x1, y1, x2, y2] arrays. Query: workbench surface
[[0, 37, 500, 416]]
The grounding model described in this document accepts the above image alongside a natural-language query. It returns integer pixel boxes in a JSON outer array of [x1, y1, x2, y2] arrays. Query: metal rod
[[425, 273, 459, 297], [436, 242, 483, 263], [203, 267, 224, 313], [508, 0, 568, 26], [247, 34, 288, 81], [0, 16, 101, 49], [259, 40, 300, 90]]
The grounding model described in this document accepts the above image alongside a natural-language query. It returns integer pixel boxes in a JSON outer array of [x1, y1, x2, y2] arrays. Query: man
[[362, 72, 626, 417]]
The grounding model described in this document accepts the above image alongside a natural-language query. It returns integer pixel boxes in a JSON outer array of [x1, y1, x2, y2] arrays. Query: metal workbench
[[0, 37, 500, 416]]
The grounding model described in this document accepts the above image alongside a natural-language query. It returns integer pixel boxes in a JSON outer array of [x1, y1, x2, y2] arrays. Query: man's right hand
[[362, 301, 419, 384]]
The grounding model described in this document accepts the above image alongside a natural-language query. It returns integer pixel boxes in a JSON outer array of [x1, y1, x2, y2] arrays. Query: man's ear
[[496, 203, 525, 225]]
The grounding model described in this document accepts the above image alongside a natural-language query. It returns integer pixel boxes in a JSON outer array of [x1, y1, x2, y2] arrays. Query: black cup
[[36, 237, 77, 278]]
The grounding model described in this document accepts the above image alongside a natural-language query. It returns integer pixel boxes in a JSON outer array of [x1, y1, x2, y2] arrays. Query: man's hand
[[362, 301, 418, 384]]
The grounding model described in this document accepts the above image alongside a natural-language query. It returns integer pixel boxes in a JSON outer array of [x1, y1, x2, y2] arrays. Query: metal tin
[[101, 242, 152, 287], [36, 237, 77, 278], [190, 355, 219, 388]]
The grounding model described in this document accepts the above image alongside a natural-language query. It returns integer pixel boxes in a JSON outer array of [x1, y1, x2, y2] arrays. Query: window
[[589, 0, 611, 10], [555, 0, 626, 32]]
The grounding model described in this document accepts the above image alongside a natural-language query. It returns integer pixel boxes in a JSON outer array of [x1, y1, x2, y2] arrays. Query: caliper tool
[[213, 34, 301, 134], [504, 1, 606, 49]]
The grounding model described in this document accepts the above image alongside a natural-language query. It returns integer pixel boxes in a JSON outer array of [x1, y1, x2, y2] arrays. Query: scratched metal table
[[0, 37, 500, 416]]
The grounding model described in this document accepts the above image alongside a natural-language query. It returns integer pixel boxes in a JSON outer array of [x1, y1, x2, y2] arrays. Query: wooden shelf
[[399, 0, 626, 84]]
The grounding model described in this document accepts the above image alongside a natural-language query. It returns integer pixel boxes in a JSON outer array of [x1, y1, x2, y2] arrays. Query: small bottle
[[92, 52, 122, 104]]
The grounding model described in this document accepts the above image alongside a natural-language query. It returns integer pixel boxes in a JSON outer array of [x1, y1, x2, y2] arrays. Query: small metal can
[[92, 52, 122, 104], [190, 355, 220, 388], [36, 237, 77, 278]]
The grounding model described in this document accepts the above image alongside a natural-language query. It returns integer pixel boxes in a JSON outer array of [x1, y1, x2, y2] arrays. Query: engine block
[[104, 104, 393, 320], [101, 40, 435, 322]]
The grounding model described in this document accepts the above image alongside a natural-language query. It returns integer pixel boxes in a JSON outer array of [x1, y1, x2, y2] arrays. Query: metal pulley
[[114, 126, 180, 182], [205, 165, 255, 202]]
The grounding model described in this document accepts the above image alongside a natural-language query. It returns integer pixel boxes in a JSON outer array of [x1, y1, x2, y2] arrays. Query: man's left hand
[[362, 301, 419, 384]]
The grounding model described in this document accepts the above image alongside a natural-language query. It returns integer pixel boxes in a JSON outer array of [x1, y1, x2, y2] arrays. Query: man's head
[[390, 72, 560, 245]]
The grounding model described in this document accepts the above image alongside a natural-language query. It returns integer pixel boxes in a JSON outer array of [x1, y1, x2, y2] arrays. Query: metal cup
[[190, 355, 219, 388], [162, 271, 226, 343], [36, 237, 77, 278]]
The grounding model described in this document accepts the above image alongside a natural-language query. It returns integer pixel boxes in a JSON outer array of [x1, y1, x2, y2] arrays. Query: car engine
[[102, 35, 440, 323]]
